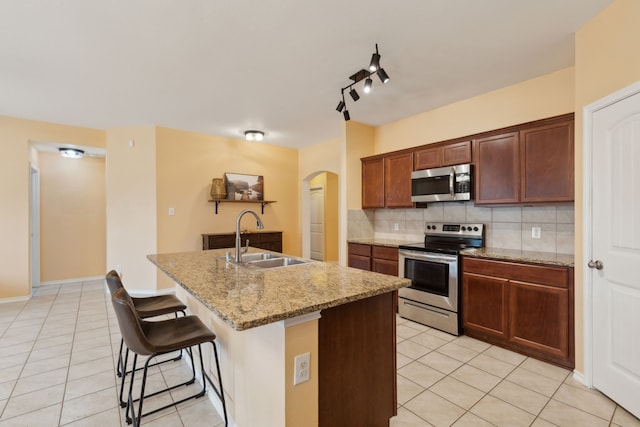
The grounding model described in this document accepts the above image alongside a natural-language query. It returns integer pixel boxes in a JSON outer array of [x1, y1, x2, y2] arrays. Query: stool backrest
[[106, 270, 124, 297], [110, 287, 154, 356]]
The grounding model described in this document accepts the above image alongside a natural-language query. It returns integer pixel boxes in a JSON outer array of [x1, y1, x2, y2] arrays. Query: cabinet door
[[372, 259, 398, 276], [442, 141, 472, 166], [474, 133, 520, 204], [509, 280, 570, 363], [413, 146, 441, 170], [362, 158, 385, 209], [384, 152, 413, 207], [520, 120, 574, 202], [348, 254, 371, 271], [462, 273, 508, 339]]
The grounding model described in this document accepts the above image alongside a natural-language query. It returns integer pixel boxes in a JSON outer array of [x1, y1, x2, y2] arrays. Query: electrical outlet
[[531, 227, 541, 239], [168, 207, 175, 216], [393, 223, 399, 231], [294, 352, 310, 385]]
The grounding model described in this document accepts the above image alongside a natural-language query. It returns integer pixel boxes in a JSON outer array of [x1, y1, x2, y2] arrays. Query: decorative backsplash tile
[[347, 202, 575, 254]]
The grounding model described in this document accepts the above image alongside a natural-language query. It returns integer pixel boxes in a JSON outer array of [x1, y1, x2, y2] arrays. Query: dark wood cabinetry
[[348, 243, 398, 276], [474, 114, 574, 205], [202, 231, 282, 252], [414, 140, 472, 170], [520, 119, 574, 203], [462, 256, 574, 369], [474, 132, 520, 204], [362, 158, 385, 209], [361, 153, 413, 209], [384, 152, 413, 208]]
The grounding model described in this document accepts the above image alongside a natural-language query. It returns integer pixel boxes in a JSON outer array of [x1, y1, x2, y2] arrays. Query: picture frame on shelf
[[224, 173, 264, 201]]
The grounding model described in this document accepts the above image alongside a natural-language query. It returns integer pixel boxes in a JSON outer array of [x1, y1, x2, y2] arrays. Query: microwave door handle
[[449, 168, 455, 196]]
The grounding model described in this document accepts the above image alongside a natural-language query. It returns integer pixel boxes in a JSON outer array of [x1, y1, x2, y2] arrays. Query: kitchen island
[[148, 248, 410, 427]]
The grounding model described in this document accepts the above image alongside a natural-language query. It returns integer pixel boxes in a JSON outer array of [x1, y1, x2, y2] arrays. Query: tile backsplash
[[347, 202, 575, 254]]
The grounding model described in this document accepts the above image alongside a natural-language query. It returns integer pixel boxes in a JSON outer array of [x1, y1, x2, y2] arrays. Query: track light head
[[336, 100, 345, 112], [343, 109, 350, 121], [377, 68, 390, 84], [349, 88, 360, 102], [364, 77, 373, 94], [369, 53, 380, 72]]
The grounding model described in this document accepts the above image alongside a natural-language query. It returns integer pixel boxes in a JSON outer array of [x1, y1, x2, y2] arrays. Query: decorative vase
[[210, 178, 226, 200]]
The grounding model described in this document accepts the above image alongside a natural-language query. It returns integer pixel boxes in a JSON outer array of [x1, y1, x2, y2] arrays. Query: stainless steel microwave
[[411, 164, 473, 203]]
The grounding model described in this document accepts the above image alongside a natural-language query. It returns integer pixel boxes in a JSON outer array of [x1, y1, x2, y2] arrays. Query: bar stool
[[110, 287, 227, 426], [106, 270, 187, 407]]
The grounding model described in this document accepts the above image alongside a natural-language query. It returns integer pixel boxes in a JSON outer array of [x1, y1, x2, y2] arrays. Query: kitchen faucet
[[234, 209, 264, 263]]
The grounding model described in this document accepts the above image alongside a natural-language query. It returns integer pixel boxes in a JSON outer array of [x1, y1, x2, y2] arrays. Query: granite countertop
[[148, 248, 410, 331], [462, 247, 574, 267], [347, 238, 420, 248]]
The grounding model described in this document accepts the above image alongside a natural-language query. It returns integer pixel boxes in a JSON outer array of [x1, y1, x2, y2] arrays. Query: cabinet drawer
[[463, 257, 568, 288], [348, 243, 372, 257], [372, 245, 398, 261]]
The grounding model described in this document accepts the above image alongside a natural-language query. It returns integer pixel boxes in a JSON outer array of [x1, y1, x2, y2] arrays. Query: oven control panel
[[424, 222, 484, 237]]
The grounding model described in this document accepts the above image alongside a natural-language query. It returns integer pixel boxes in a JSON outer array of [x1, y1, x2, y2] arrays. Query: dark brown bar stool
[[110, 286, 227, 426], [106, 270, 187, 407]]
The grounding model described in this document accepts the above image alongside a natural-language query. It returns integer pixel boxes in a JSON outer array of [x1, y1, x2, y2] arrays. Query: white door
[[30, 165, 40, 288], [310, 187, 324, 261], [590, 88, 640, 418]]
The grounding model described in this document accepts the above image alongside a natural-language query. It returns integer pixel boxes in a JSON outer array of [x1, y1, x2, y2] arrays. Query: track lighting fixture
[[244, 130, 264, 141], [335, 43, 391, 121], [364, 77, 372, 94], [349, 88, 360, 102]]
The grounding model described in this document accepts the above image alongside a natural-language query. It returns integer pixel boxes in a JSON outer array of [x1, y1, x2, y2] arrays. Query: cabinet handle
[[588, 260, 603, 270]]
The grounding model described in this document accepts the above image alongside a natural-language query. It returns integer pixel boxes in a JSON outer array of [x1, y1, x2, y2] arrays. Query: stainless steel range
[[398, 223, 484, 335]]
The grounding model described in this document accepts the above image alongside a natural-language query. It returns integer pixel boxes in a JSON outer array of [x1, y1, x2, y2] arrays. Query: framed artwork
[[224, 173, 264, 201]]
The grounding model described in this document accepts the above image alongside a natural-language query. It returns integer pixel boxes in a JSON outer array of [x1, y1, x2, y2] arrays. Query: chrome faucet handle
[[241, 239, 250, 255]]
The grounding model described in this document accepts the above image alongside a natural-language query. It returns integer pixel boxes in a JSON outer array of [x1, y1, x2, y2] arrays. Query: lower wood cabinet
[[462, 256, 574, 369], [202, 231, 282, 252], [348, 243, 398, 276]]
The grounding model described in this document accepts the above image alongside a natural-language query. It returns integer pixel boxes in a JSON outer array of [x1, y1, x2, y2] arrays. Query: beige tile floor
[[0, 280, 639, 426]]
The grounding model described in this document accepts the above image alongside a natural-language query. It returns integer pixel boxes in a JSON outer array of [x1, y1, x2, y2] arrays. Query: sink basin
[[240, 252, 280, 262], [247, 257, 311, 269]]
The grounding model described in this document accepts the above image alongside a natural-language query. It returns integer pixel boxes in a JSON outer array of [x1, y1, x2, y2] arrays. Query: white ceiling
[[0, 1, 612, 149]]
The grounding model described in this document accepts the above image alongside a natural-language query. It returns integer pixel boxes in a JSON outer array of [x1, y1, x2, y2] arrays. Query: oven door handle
[[399, 250, 457, 264]]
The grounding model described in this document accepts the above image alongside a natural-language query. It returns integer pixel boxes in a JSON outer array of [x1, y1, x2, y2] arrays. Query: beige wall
[[573, 0, 640, 374], [345, 122, 376, 210], [106, 126, 158, 293], [39, 152, 106, 282], [0, 116, 105, 299], [375, 67, 575, 154], [155, 127, 300, 288], [285, 319, 319, 426]]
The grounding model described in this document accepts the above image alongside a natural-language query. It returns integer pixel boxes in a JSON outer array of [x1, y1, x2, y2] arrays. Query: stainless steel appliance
[[411, 164, 473, 203], [398, 222, 484, 335]]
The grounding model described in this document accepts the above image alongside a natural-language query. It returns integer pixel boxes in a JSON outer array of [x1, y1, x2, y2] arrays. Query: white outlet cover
[[294, 352, 310, 385], [531, 227, 541, 239]]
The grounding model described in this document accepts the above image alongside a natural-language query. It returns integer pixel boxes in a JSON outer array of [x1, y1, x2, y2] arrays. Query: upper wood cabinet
[[362, 157, 384, 208], [414, 140, 472, 170], [474, 132, 520, 204], [384, 152, 413, 208], [474, 115, 574, 205], [520, 119, 574, 203], [362, 152, 413, 209]]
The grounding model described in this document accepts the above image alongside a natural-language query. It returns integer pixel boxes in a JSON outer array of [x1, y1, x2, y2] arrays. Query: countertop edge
[[461, 248, 574, 268]]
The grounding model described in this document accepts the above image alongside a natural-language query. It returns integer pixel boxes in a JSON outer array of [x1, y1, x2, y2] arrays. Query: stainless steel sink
[[223, 252, 313, 270], [246, 257, 311, 269], [240, 252, 280, 262]]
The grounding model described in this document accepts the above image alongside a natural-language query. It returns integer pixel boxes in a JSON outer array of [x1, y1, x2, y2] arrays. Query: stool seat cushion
[[133, 295, 187, 318], [142, 316, 216, 354]]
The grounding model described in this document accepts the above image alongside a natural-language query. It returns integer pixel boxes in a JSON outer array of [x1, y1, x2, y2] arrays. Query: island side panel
[[318, 291, 397, 427]]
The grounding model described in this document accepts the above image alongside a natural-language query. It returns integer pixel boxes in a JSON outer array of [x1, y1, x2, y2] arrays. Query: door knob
[[588, 260, 603, 270]]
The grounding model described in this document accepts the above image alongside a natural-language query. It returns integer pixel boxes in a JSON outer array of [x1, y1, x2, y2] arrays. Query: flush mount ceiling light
[[336, 43, 391, 121], [244, 130, 264, 141], [59, 147, 84, 159]]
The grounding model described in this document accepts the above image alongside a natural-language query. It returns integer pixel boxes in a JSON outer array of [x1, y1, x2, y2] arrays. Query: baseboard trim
[[0, 295, 30, 304], [39, 276, 104, 286], [572, 370, 587, 387], [126, 287, 177, 297]]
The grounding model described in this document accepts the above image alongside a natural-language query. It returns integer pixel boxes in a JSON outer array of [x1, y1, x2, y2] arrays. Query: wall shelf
[[208, 199, 276, 214]]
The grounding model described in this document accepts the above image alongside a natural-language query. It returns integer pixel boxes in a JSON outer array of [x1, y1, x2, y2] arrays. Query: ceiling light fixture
[[244, 130, 264, 141], [335, 43, 391, 121], [59, 147, 84, 159]]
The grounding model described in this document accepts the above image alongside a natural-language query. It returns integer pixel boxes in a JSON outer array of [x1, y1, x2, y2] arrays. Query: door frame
[[582, 79, 640, 388], [30, 163, 40, 288], [309, 185, 325, 261]]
